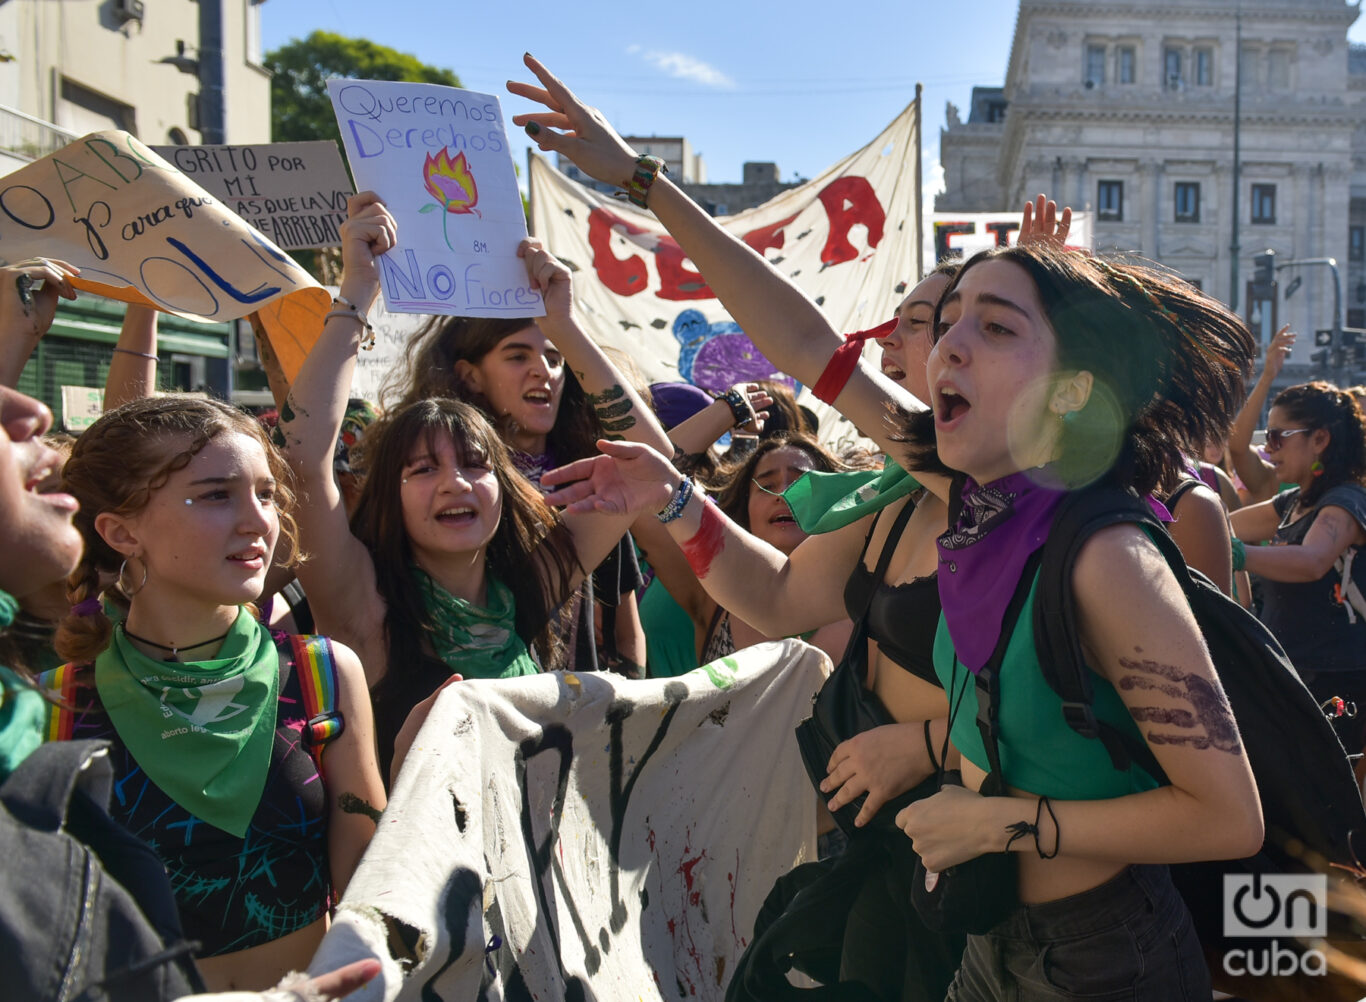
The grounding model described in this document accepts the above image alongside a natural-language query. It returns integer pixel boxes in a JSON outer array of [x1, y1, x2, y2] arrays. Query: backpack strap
[[1032, 485, 1168, 781], [971, 548, 1044, 793], [288, 635, 345, 771], [36, 663, 83, 743]]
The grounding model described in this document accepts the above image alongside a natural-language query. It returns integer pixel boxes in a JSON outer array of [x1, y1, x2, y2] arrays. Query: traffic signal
[[1253, 250, 1276, 296]]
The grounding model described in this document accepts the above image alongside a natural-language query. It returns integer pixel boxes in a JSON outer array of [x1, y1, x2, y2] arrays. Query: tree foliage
[[266, 30, 461, 145]]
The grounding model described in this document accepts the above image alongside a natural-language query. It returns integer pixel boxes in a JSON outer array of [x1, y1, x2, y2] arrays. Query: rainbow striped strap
[[36, 663, 82, 743], [289, 635, 345, 763]]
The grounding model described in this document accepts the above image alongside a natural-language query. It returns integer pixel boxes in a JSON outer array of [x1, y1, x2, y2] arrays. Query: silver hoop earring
[[116, 557, 148, 598]]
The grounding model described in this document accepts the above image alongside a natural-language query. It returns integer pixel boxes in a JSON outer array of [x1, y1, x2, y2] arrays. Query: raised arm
[[667, 382, 770, 456], [1229, 325, 1293, 503], [508, 56, 940, 490], [0, 258, 78, 387], [276, 193, 396, 673], [103, 304, 159, 410], [521, 238, 670, 454], [546, 443, 871, 636]]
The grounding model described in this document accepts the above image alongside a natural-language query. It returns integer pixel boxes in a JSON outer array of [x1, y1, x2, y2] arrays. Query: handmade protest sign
[[928, 210, 1092, 264], [309, 640, 824, 1002], [0, 131, 330, 381], [59, 386, 103, 431], [151, 141, 355, 250], [327, 80, 542, 319]]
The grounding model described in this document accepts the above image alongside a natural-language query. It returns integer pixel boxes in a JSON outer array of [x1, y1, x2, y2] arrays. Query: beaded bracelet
[[626, 155, 668, 209], [720, 387, 753, 428], [657, 475, 695, 524]]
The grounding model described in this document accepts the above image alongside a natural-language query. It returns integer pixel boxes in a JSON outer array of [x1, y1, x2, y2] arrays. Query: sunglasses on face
[[1266, 427, 1310, 449]]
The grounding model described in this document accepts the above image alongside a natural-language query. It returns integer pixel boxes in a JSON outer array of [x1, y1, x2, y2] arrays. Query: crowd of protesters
[[3, 51, 1366, 1002]]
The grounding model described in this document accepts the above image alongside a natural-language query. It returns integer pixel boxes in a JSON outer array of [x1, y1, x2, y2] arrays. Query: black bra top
[[843, 498, 941, 685]]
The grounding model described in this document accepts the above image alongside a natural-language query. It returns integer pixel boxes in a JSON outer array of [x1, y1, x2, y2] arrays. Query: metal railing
[[0, 104, 78, 163]]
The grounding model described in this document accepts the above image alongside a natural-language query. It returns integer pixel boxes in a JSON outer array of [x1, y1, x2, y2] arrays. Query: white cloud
[[627, 45, 735, 89]]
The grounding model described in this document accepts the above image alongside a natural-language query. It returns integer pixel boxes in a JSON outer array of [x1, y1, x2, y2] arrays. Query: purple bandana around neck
[[512, 450, 556, 494], [937, 470, 1067, 674]]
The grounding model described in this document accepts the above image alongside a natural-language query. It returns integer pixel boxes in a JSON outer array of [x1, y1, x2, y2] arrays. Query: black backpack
[[0, 740, 203, 1002], [1034, 484, 1366, 1000]]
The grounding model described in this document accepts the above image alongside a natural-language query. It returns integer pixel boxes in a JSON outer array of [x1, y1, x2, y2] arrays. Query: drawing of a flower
[[419, 149, 480, 250]]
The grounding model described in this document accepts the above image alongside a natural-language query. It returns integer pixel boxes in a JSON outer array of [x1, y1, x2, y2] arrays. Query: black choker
[[122, 626, 231, 661]]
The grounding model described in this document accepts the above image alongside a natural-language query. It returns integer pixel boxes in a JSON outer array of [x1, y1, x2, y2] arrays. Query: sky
[[263, 2, 1366, 201]]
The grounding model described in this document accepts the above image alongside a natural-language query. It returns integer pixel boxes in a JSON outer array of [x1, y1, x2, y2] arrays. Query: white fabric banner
[[529, 100, 920, 450], [311, 641, 828, 1001]]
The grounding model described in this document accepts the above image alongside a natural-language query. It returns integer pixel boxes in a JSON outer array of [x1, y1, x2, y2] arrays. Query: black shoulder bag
[[793, 498, 920, 837]]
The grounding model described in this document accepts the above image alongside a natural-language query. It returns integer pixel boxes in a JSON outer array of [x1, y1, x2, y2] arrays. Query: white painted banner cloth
[[529, 99, 921, 453], [311, 640, 828, 1001]]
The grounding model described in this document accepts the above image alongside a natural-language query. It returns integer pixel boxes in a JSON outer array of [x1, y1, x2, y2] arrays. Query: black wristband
[[923, 719, 941, 773], [721, 388, 753, 428]]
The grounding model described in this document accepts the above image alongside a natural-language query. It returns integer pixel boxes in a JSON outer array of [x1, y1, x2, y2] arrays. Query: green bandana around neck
[[0, 589, 46, 779], [782, 457, 921, 535], [416, 569, 539, 680], [94, 607, 279, 837]]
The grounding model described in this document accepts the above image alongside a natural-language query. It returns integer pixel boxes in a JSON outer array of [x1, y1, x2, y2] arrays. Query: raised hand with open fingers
[[541, 439, 677, 516], [1018, 193, 1072, 248], [507, 54, 642, 190]]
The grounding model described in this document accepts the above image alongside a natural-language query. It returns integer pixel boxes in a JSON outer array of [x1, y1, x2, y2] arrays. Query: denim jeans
[[945, 863, 1210, 1001]]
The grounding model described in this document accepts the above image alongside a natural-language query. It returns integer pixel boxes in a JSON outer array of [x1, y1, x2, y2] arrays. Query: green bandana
[[783, 457, 921, 534], [95, 608, 279, 837], [0, 589, 46, 780], [416, 570, 539, 680]]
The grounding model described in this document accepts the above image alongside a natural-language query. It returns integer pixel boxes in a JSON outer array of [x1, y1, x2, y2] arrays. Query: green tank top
[[933, 571, 1159, 800]]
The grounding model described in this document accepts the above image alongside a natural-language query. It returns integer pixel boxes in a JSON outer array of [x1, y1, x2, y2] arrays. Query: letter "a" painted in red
[[817, 177, 885, 266]]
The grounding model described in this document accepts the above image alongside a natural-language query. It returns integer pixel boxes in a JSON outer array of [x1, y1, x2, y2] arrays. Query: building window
[[1165, 47, 1183, 89], [1098, 180, 1124, 221], [1268, 48, 1292, 91], [1350, 309, 1365, 329], [1351, 226, 1365, 262], [1085, 45, 1106, 86], [1251, 184, 1277, 225], [1195, 47, 1213, 86], [1175, 182, 1201, 223], [1118, 46, 1136, 84]]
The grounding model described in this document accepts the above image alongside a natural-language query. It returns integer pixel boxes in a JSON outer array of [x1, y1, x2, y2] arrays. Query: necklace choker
[[122, 625, 232, 661]]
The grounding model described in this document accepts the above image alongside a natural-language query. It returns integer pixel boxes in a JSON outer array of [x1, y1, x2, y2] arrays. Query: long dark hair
[[387, 315, 601, 461], [1272, 381, 1366, 506], [893, 245, 1255, 496], [712, 431, 847, 530], [351, 398, 580, 711]]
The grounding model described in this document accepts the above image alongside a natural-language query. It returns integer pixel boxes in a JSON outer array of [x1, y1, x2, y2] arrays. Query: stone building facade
[[938, 0, 1365, 375]]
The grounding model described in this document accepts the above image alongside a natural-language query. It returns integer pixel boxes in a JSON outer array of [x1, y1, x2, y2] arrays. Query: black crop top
[[843, 498, 941, 684]]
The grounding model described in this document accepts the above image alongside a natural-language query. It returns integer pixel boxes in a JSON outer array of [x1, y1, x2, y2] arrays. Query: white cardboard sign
[[327, 81, 543, 319]]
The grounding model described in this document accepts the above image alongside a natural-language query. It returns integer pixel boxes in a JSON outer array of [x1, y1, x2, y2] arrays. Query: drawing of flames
[[420, 148, 479, 249]]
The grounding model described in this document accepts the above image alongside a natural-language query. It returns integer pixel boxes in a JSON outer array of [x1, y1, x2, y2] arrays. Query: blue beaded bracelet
[[657, 476, 695, 524]]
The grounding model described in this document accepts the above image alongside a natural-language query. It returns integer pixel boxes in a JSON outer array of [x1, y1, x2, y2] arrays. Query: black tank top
[[843, 497, 941, 684]]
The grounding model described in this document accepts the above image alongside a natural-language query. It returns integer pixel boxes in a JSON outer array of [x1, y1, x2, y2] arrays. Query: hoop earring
[[116, 557, 148, 598]]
